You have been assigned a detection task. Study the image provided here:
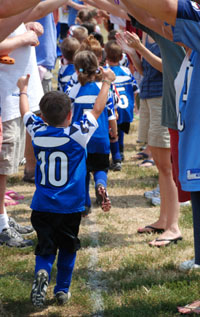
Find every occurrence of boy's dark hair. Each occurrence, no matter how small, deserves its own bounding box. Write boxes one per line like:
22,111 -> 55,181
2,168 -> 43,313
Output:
77,9 -> 93,23
72,26 -> 88,43
81,22 -> 95,35
105,40 -> 122,63
74,50 -> 102,86
60,37 -> 80,62
91,32 -> 104,47
40,91 -> 71,126
108,30 -> 117,41
78,35 -> 102,60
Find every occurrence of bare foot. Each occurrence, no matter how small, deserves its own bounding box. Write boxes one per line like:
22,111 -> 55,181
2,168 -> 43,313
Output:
177,300 -> 200,314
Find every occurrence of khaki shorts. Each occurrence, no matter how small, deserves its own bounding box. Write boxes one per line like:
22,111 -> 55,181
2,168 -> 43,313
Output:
138,97 -> 170,148
0,117 -> 25,175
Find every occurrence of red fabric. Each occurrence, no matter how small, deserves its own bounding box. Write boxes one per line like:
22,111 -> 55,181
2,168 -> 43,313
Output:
169,128 -> 191,202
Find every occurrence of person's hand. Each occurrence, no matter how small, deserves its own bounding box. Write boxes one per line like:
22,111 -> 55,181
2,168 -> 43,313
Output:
115,31 -> 134,55
25,22 -> 44,37
100,66 -> 116,83
124,31 -> 142,50
23,30 -> 39,47
17,74 -> 30,93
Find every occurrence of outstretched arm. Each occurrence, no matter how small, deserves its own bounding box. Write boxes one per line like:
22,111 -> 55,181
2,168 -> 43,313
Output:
84,0 -> 129,20
91,67 -> 116,120
17,74 -> 30,118
0,0 -> 40,18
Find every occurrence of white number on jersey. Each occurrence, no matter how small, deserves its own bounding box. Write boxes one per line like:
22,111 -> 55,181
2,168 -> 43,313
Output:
117,87 -> 129,109
38,151 -> 68,187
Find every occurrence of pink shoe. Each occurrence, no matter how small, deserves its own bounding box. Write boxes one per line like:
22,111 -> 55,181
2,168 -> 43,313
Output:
5,190 -> 24,201
4,194 -> 19,206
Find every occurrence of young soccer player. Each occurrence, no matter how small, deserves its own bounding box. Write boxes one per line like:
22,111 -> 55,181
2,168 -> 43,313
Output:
58,37 -> 80,92
17,66 -> 115,307
69,50 -> 117,214
105,40 -> 139,165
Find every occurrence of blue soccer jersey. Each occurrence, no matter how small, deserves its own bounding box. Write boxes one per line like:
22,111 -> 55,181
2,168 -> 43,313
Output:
24,111 -> 98,213
58,63 -> 76,93
110,65 -> 138,125
69,81 -> 115,154
172,0 -> 200,191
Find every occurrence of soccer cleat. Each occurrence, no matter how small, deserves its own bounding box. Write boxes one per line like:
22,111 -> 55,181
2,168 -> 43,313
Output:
55,291 -> 71,305
31,269 -> 49,307
95,184 -> 111,212
8,217 -> 34,236
110,161 -> 122,172
0,227 -> 33,248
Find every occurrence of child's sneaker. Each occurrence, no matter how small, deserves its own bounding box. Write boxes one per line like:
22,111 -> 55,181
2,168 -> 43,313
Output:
95,184 -> 111,212
144,185 -> 160,200
31,269 -> 49,307
0,227 -> 33,248
55,291 -> 71,305
110,161 -> 122,172
8,217 -> 34,236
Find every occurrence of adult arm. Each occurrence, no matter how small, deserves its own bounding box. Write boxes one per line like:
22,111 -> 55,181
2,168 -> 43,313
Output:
84,0 -> 129,20
67,0 -> 87,11
125,32 -> 162,72
24,0 -> 70,23
0,0 -> 40,18
0,31 -> 39,55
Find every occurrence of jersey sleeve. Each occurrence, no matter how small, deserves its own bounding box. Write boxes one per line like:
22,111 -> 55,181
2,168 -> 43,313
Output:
23,112 -> 45,139
68,111 -> 98,148
173,0 -> 200,52
106,91 -> 116,121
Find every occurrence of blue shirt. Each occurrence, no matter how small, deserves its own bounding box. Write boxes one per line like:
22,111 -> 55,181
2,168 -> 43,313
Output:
68,0 -> 84,26
140,37 -> 163,99
24,111 -> 98,213
173,0 -> 200,191
69,81 -> 115,154
58,63 -> 76,92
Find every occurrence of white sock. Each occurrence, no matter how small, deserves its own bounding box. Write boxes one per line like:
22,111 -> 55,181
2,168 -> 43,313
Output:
0,213 -> 9,232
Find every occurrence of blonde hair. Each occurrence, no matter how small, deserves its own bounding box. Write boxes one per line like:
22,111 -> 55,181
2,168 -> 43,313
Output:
78,35 -> 102,60
72,26 -> 88,43
74,50 -> 102,86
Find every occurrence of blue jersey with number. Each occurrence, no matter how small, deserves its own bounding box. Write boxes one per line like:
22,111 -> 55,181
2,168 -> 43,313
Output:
173,0 -> 200,191
110,65 -> 138,124
69,81 -> 115,154
58,63 -> 75,93
24,111 -> 98,213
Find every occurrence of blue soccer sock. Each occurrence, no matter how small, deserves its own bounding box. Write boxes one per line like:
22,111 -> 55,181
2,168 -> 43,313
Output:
54,249 -> 76,294
94,170 -> 107,188
35,254 -> 56,281
110,141 -> 121,162
85,172 -> 91,207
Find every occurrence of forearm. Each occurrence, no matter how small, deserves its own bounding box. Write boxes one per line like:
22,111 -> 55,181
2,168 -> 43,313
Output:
136,44 -> 162,72
128,49 -> 143,75
120,0 -> 177,26
19,93 -> 30,118
0,0 -> 40,18
24,0 -> 69,23
84,0 -> 129,20
67,0 -> 86,11
0,34 -> 30,55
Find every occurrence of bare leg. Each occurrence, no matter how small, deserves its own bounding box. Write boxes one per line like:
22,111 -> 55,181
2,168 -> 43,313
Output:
0,174 -> 7,214
148,147 -> 181,246
24,131 -> 35,177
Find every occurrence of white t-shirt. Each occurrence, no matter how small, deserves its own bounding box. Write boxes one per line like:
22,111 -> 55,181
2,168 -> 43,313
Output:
0,24 -> 43,122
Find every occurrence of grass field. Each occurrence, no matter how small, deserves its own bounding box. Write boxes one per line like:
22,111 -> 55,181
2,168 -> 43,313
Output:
0,118 -> 197,317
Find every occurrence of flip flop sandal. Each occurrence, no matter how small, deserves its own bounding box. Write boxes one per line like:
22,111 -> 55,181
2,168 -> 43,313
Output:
137,225 -> 164,234
132,152 -> 149,160
5,190 -> 24,201
139,159 -> 155,167
178,301 -> 200,314
149,236 -> 183,248
4,194 -> 19,206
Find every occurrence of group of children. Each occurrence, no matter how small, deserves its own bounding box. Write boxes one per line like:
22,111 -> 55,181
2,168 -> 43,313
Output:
17,20 -> 139,308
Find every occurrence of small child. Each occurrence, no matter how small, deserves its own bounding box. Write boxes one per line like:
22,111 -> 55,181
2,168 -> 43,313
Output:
17,67 -> 115,307
105,40 -> 139,164
69,50 -> 117,214
58,37 -> 80,93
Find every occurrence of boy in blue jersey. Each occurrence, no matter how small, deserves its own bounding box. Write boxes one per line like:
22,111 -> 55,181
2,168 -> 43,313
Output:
58,37 -> 80,92
105,40 -> 138,168
17,67 -> 115,307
